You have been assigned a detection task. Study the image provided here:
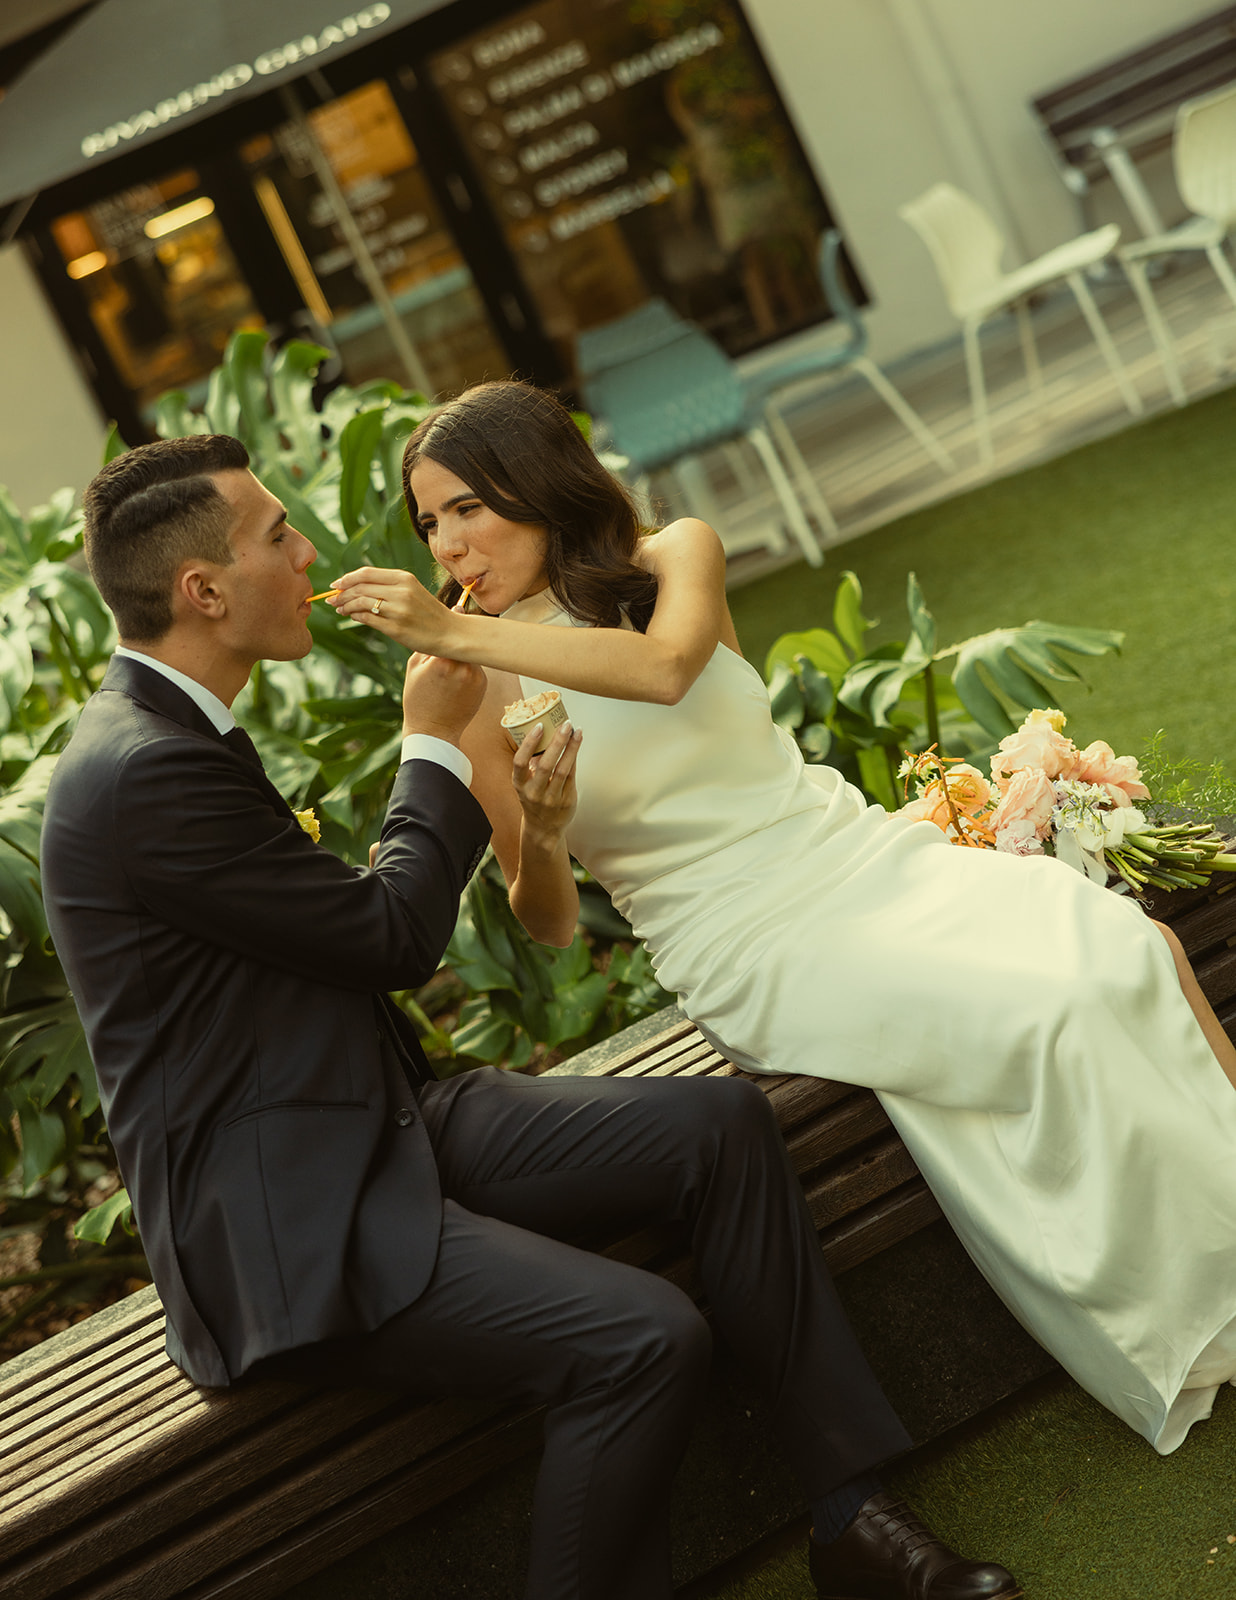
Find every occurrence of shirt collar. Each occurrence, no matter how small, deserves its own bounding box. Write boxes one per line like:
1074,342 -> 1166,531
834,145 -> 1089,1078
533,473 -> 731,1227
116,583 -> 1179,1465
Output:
113,646 -> 235,735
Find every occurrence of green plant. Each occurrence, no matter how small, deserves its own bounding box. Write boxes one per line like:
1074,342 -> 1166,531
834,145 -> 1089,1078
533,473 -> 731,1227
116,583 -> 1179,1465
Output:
1137,730 -> 1236,824
432,857 -> 671,1071
764,571 -> 1124,809
0,330 -> 671,1287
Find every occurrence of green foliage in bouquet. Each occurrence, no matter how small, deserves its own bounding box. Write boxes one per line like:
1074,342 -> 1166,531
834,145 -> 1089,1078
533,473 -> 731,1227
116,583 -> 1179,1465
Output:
1137,730 -> 1236,824
763,570 -> 1124,809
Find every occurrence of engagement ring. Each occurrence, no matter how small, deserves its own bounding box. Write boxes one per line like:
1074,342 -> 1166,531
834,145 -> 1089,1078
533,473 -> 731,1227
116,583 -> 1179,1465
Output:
372,600 -> 383,616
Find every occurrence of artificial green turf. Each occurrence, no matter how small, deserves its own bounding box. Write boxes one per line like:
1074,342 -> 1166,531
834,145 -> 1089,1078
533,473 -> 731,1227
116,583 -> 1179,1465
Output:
707,1375 -> 1236,1600
727,386 -> 1236,778
712,398 -> 1236,1599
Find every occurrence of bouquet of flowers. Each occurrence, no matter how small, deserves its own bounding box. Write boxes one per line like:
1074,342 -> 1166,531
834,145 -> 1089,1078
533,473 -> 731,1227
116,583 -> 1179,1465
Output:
897,709 -> 1236,893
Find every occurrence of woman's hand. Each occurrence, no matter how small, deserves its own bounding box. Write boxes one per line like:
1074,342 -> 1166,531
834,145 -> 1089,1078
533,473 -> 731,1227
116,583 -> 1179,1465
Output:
330,566 -> 458,655
511,719 -> 583,851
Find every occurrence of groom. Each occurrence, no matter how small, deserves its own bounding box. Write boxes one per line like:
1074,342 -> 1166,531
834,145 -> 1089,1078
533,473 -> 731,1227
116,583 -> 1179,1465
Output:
42,434 -> 1018,1600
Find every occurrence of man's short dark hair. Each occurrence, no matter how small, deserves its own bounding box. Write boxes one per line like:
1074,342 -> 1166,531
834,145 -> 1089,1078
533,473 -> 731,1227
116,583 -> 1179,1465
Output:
83,435 -> 251,642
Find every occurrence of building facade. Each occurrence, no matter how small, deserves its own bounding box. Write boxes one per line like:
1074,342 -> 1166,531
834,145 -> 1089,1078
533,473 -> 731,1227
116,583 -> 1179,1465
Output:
0,0 -> 1220,509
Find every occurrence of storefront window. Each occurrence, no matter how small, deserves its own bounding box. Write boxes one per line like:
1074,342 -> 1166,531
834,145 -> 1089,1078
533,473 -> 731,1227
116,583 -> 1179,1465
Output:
241,80 -> 508,396
51,172 -> 263,413
428,0 -> 831,373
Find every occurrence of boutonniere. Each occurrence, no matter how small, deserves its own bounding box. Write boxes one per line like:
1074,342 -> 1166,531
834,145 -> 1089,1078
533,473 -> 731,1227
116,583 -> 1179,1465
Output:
294,807 -> 321,843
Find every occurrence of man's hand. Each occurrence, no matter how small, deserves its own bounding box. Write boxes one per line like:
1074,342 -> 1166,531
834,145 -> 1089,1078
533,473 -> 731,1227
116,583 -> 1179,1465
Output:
402,653 -> 486,745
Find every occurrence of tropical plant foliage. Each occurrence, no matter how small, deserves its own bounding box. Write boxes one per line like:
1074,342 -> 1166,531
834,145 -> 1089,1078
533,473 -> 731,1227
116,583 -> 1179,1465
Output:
764,571 -> 1124,809
0,331 -> 671,1303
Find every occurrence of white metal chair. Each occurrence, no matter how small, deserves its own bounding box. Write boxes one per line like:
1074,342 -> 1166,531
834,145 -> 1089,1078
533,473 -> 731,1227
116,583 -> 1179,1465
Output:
899,183 -> 1141,467
1118,82 -> 1236,407
741,230 -> 955,540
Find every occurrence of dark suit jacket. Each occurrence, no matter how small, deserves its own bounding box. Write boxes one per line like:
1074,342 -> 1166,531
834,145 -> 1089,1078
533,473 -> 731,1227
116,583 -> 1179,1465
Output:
41,656 -> 490,1386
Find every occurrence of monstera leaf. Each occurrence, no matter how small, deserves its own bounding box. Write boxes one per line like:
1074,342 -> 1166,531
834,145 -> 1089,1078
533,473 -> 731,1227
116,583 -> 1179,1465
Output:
947,620 -> 1124,739
764,570 -> 1124,805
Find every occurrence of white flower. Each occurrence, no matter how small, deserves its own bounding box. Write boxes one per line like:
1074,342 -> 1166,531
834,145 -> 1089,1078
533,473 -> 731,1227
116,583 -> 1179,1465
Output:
1052,779 -> 1112,854
1099,806 -> 1146,850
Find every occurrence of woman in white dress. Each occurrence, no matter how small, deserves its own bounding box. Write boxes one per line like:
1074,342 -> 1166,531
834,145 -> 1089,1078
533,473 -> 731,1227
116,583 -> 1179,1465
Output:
330,380 -> 1236,1457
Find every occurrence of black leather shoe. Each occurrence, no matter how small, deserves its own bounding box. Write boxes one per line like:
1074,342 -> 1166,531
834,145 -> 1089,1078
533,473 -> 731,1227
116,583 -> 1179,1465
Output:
809,1492 -> 1022,1599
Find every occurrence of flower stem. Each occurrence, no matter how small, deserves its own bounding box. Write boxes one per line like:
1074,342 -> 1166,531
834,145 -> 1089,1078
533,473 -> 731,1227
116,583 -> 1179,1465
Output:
922,664 -> 940,752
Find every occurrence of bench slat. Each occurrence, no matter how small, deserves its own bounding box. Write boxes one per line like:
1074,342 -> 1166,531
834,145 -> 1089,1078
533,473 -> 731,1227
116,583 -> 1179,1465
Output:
1158,891 -> 1236,958
805,1136 -> 922,1230
0,1291 -> 165,1405
784,1093 -> 892,1174
1196,945 -> 1236,1011
1,1342 -> 176,1467
820,1181 -> 943,1276
99,1407 -> 549,1600
4,1392 -> 513,1600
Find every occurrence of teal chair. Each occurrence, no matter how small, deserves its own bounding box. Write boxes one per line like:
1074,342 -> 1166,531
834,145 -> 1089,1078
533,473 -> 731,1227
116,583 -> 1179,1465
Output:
575,299 -> 689,379
743,230 -> 955,537
581,320 -> 825,566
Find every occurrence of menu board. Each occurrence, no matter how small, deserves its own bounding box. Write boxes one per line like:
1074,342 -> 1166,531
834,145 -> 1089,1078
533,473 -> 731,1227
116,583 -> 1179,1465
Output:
427,0 -> 829,361
431,2 -> 724,248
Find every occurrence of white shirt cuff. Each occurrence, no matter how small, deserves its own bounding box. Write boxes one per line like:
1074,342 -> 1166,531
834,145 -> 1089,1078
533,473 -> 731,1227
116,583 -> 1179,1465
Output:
400,733 -> 473,788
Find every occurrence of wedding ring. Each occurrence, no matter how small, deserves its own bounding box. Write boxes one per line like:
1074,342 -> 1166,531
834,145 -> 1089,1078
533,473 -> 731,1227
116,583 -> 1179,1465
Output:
372,599 -> 383,616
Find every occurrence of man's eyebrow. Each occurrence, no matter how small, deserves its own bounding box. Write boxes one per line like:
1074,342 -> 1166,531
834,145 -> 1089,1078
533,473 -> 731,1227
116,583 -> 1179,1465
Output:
266,507 -> 289,535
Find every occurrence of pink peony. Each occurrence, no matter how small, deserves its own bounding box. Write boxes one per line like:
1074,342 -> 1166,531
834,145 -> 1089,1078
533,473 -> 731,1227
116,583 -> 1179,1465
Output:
990,714 -> 1079,788
994,818 -> 1045,856
990,765 -> 1056,845
1072,741 -> 1150,808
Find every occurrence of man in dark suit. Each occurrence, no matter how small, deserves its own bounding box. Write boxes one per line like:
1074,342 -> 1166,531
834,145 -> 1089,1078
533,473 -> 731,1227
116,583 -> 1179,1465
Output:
41,435 -> 1018,1600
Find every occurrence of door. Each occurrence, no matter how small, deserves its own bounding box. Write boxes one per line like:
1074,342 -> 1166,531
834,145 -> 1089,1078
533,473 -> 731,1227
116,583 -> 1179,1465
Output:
240,79 -> 510,398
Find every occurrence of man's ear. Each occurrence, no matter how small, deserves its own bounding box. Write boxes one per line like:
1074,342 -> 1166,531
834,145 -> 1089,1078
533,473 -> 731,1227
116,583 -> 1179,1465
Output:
175,563 -> 227,621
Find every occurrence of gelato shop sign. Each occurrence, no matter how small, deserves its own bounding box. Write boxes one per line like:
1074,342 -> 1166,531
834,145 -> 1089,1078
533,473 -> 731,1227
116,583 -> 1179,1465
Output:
80,5 -> 392,159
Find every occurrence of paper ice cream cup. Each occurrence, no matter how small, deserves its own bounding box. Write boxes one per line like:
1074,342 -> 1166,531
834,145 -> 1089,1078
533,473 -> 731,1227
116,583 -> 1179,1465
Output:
501,690 -> 569,753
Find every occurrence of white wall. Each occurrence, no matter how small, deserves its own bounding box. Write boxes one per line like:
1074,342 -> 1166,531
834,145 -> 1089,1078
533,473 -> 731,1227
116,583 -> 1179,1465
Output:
0,246 -> 105,512
0,0 -> 1227,444
745,0 -> 1224,363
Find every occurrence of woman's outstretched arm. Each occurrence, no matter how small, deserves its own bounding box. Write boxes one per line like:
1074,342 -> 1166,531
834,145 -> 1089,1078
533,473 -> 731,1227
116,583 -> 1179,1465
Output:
330,518 -> 740,705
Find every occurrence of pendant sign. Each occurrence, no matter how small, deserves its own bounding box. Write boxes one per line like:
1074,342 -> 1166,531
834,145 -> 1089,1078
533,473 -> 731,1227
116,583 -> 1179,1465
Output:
80,6 -> 395,160
0,0 -> 447,210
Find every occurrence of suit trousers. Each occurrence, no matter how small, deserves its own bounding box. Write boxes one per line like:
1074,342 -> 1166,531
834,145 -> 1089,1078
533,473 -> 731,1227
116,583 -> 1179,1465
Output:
255,1067 -> 909,1600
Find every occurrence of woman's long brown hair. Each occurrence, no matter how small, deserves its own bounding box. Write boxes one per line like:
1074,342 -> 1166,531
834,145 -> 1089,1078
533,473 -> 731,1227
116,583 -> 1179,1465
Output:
402,380 -> 658,632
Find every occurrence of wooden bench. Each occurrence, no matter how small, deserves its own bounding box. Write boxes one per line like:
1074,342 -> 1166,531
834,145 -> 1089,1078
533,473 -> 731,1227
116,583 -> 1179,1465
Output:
1032,6 -> 1236,236
3,875 -> 1234,1600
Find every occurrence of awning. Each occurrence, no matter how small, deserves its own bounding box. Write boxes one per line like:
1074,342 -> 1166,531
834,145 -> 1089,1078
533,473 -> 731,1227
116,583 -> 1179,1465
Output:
0,0 -> 446,214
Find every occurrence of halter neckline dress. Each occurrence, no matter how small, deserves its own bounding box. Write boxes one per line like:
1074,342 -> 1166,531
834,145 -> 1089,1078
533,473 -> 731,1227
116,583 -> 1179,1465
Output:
503,588 -> 1236,1453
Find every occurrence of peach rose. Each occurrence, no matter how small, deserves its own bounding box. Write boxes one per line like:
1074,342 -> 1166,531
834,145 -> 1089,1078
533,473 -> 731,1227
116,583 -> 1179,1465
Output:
901,791 -> 956,830
991,716 -> 1079,787
939,763 -> 996,818
990,765 -> 1056,848
901,765 -> 995,835
1072,741 -> 1150,808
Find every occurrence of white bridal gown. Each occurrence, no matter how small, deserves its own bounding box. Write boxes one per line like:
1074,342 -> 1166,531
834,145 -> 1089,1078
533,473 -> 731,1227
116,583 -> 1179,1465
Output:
503,592 -> 1236,1454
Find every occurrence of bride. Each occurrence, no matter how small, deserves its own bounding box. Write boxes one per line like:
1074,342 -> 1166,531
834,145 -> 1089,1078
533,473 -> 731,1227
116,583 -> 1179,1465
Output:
329,379 -> 1236,1456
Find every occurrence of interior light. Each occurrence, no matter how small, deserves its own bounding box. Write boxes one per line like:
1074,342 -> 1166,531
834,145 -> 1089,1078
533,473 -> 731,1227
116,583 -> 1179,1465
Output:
143,197 -> 216,239
66,251 -> 108,279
